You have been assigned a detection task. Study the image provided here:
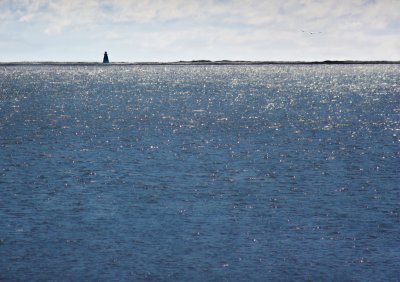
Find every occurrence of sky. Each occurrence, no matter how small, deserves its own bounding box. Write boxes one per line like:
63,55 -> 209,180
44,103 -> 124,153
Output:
0,0 -> 399,62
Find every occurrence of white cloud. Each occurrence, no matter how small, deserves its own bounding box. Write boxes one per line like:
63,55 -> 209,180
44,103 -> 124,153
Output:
0,0 -> 399,60
2,0 -> 397,30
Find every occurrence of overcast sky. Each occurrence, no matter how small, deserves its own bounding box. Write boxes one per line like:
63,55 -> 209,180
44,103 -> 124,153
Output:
1,0 -> 399,62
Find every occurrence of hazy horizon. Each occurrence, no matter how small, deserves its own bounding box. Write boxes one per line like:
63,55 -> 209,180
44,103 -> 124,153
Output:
1,59 -> 400,64
1,0 -> 399,62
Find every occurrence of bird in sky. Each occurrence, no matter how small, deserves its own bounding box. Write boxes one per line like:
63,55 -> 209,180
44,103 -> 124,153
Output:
301,29 -> 323,35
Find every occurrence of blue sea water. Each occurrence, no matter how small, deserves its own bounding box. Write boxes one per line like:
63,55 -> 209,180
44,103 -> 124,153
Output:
0,64 -> 399,281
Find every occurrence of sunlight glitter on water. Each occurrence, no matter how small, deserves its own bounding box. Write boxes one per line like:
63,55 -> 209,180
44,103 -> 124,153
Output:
0,64 -> 399,281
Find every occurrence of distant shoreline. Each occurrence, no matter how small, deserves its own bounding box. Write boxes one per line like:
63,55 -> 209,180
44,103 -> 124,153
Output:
1,60 -> 399,66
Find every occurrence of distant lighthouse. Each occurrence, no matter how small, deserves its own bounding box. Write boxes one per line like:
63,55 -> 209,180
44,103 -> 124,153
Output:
103,51 -> 109,63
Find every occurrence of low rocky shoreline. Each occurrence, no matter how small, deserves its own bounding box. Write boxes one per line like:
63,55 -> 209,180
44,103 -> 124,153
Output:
1,60 -> 399,66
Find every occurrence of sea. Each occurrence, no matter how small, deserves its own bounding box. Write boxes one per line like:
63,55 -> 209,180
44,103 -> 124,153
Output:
0,64 -> 399,281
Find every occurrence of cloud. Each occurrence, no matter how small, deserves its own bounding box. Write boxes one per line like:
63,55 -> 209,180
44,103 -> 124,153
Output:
2,0 -> 397,31
0,1 -> 395,27
0,0 -> 399,60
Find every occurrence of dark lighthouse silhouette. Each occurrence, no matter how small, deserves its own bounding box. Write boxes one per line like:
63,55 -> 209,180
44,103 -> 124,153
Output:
103,51 -> 109,63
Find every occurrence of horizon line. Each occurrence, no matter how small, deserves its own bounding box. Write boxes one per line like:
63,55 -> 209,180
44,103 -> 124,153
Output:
1,60 -> 400,66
